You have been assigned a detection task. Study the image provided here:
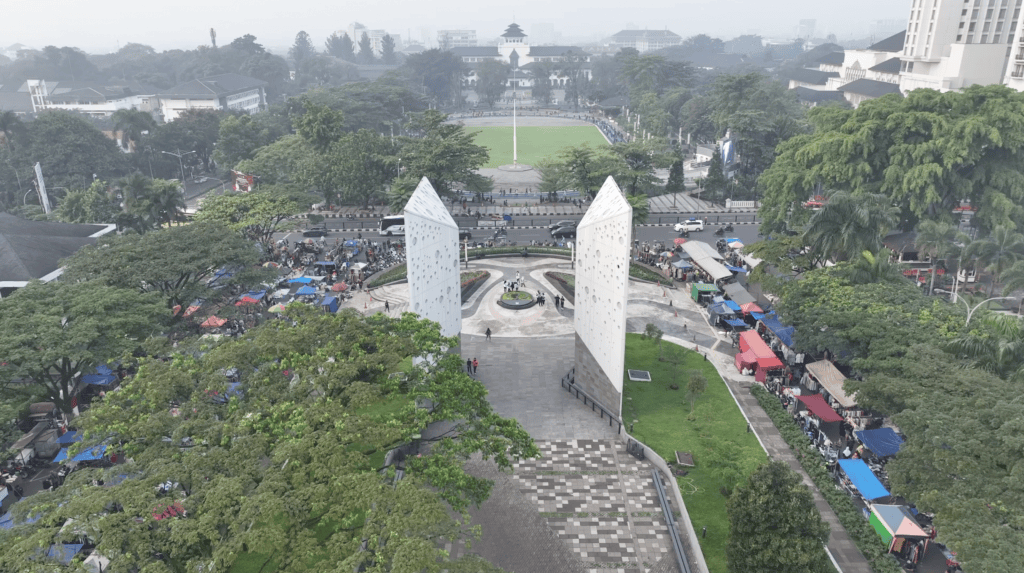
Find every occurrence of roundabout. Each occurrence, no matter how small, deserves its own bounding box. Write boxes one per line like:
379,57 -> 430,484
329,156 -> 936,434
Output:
497,290 -> 537,310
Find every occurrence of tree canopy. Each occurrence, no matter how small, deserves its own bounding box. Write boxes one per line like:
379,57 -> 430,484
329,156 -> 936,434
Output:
193,189 -> 309,247
0,308 -> 535,572
758,85 -> 1024,235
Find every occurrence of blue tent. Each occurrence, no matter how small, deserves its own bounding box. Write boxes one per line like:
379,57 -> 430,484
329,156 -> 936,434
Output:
838,459 -> 891,500
320,296 -> 338,313
71,445 -> 107,462
239,290 -> 266,301
52,448 -> 68,463
0,508 -> 41,529
723,300 -> 742,313
760,316 -> 795,348
725,265 -> 747,273
295,286 -> 316,296
46,544 -> 84,564
750,310 -> 775,322
856,428 -> 904,457
82,364 -> 117,386
725,238 -> 741,243
288,277 -> 313,284
724,318 -> 747,328
343,240 -> 359,247
672,260 -> 693,270
56,430 -> 81,445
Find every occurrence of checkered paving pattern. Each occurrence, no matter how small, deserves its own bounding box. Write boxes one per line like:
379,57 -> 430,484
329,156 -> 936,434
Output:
513,439 -> 675,572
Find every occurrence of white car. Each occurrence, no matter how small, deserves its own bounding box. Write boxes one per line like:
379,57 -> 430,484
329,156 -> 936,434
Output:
674,219 -> 705,232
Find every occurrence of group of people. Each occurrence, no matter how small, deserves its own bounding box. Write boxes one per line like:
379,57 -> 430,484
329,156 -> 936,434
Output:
504,271 -> 526,292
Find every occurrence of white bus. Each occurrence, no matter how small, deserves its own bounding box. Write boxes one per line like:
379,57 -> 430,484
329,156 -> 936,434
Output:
379,216 -> 405,236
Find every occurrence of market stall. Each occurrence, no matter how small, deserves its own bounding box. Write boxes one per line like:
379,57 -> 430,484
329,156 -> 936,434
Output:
738,330 -> 785,382
804,360 -> 858,416
869,504 -> 930,564
855,428 -> 905,459
837,458 -> 891,502
690,283 -> 719,305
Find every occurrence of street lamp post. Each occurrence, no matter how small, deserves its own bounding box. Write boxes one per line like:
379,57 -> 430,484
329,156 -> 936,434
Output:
935,292 -> 1016,326
160,150 -> 196,184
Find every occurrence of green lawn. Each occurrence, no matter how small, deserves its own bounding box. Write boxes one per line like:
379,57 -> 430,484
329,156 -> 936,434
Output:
622,333 -> 767,573
468,125 -> 608,168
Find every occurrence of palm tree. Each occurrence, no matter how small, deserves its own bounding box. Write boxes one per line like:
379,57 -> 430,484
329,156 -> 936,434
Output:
117,173 -> 154,227
947,314 -> 1024,382
965,226 -> 1024,296
840,249 -> 911,285
111,109 -> 157,152
999,261 -> 1024,299
147,179 -> 187,227
803,191 -> 898,264
914,220 -> 957,296
627,193 -> 649,246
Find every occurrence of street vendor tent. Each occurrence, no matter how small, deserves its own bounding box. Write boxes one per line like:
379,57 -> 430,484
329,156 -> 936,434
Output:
320,296 -> 338,313
856,428 -> 904,458
805,360 -> 856,409
797,394 -> 843,422
725,265 -> 746,273
0,505 -> 41,529
295,286 -> 316,296
723,300 -> 741,313
671,260 -> 693,270
56,430 -> 81,445
722,282 -> 756,305
738,330 -> 784,381
838,459 -> 891,500
236,290 -> 267,305
723,318 -> 747,329
739,302 -> 763,315
288,277 -> 313,284
200,316 -> 227,328
55,444 -> 106,463
869,504 -> 928,546
691,283 -> 719,303
46,543 -> 85,564
82,364 -> 117,386
759,315 -> 795,349
708,302 -> 735,325
681,241 -> 732,282
343,239 -> 359,247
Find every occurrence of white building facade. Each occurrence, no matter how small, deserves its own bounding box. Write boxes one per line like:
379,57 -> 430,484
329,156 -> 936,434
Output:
25,79 -> 158,117
157,73 -> 267,122
451,23 -> 591,91
438,30 -> 477,48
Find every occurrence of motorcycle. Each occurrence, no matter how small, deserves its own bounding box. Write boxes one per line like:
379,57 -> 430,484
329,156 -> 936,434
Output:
679,229 -> 690,238
714,228 -> 725,236
722,224 -> 734,232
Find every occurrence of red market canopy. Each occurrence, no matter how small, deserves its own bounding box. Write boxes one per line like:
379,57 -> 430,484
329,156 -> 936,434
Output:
740,302 -> 763,314
331,282 -> 349,292
673,238 -> 688,245
200,316 -> 227,328
797,394 -> 843,423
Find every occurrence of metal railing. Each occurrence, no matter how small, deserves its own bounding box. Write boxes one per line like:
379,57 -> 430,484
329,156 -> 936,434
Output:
559,367 -> 622,434
653,468 -> 692,573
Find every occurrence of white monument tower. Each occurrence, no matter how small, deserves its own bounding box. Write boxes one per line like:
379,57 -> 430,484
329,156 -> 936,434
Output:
573,177 -> 632,417
403,177 -> 462,337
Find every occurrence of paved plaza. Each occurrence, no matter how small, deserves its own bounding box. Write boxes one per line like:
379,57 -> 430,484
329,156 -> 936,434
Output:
357,256 -> 872,573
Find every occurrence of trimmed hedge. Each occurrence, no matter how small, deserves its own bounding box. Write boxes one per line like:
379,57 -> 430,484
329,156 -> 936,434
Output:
366,264 -> 408,289
629,264 -> 667,283
750,385 -> 902,573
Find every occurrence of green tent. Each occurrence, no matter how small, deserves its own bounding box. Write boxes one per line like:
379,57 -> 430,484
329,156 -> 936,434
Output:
691,283 -> 719,303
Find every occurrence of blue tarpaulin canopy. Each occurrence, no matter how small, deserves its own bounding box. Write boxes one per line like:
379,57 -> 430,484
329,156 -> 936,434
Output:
238,290 -> 266,301
750,310 -> 775,322
760,316 -> 795,348
838,459 -> 891,500
343,240 -> 359,247
672,260 -> 693,269
295,286 -> 316,296
288,277 -> 313,284
708,302 -> 735,316
56,431 -> 81,445
856,428 -> 904,457
725,238 -> 741,243
725,265 -> 747,273
46,544 -> 84,564
0,504 -> 41,529
58,445 -> 107,463
723,300 -> 742,312
52,448 -> 68,463
724,318 -> 747,328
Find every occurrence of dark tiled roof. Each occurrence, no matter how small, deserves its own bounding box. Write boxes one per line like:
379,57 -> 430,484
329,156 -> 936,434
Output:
451,46 -> 500,57
867,31 -> 906,53
793,86 -> 846,104
816,51 -> 845,66
527,46 -> 585,57
785,68 -> 839,85
838,78 -> 902,97
0,213 -> 109,282
869,57 -> 902,74
612,30 -> 681,40
502,23 -> 526,38
158,73 -> 267,98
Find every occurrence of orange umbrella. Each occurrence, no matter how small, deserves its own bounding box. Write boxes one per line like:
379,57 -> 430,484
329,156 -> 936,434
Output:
331,282 -> 348,292
673,238 -> 688,245
200,316 -> 227,328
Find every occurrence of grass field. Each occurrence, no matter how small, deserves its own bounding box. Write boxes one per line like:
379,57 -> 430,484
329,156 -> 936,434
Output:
622,333 -> 767,573
468,125 -> 608,168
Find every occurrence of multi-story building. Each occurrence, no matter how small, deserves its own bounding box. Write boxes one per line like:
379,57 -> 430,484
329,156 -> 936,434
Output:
1003,9 -> 1024,88
900,0 -> 1022,92
23,79 -> 158,117
786,31 -> 904,108
607,29 -> 683,53
449,23 -> 591,91
437,30 -> 477,49
158,73 -> 267,122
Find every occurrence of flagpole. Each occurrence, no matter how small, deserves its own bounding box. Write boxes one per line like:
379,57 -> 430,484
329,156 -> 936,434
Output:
512,67 -> 518,167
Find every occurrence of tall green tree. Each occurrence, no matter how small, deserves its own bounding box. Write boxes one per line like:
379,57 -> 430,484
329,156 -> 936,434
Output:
325,32 -> 354,61
527,62 -> 553,105
289,30 -> 316,67
295,103 -> 345,153
393,110 -> 488,200
111,108 -> 157,152
150,108 -> 223,172
0,280 -> 165,413
914,219 -> 959,295
619,54 -> 692,97
703,147 -> 727,202
213,113 -> 273,169
194,188 -> 308,247
61,221 -> 265,318
665,153 -> 686,195
726,461 -> 832,573
475,59 -> 509,108
559,50 -> 588,110
611,140 -> 665,196
965,225 -> 1024,296
55,180 -> 120,224
306,129 -> 397,208
381,34 -> 397,65
358,32 -> 375,64
403,49 -> 465,106
234,134 -> 313,186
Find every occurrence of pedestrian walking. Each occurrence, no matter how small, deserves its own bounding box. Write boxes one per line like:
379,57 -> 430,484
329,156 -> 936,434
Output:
472,358 -> 478,374
466,358 -> 473,374
384,300 -> 390,313
554,295 -> 560,308
485,327 -> 492,341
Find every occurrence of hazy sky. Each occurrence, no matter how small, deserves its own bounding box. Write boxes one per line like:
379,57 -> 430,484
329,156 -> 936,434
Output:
2,0 -> 911,54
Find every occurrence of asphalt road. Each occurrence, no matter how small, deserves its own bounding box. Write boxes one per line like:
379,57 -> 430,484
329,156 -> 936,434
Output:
274,219 -> 762,250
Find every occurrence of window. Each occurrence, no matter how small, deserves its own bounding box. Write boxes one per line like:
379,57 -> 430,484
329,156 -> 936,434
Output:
987,8 -> 994,18
1000,8 -> 1007,18
970,22 -> 977,31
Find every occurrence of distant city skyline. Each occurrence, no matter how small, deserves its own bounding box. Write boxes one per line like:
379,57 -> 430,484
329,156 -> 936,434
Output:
1,0 -> 911,55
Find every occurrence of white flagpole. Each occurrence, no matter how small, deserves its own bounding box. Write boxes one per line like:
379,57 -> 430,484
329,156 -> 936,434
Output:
513,72 -> 518,167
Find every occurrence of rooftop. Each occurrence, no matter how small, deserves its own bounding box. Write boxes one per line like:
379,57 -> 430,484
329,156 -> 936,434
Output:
527,46 -> 585,57
816,51 -> 845,66
451,46 -> 500,57
611,29 -> 681,39
869,57 -> 902,74
867,30 -> 906,53
838,78 -> 903,97
0,213 -> 114,284
793,86 -> 847,104
502,23 -> 527,38
158,73 -> 267,99
785,68 -> 839,85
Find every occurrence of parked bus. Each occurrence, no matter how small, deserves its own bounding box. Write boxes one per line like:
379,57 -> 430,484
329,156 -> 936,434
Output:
379,216 -> 405,236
